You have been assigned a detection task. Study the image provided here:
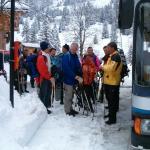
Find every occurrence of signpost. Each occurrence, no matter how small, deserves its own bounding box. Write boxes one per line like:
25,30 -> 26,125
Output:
10,0 -> 15,108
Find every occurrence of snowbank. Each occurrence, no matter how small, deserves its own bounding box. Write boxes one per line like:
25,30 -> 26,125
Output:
9,92 -> 47,146
0,75 -> 47,148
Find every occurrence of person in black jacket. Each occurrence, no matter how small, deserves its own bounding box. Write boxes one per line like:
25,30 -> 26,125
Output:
99,46 -> 110,103
19,49 -> 29,94
54,44 -> 70,105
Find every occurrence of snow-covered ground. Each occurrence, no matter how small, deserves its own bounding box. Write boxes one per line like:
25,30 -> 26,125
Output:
0,64 -> 47,150
0,63 -> 132,150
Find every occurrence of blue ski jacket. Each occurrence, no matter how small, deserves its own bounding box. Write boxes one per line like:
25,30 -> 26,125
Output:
62,51 -> 82,85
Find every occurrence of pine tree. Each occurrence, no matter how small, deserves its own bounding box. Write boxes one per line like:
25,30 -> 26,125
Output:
84,1 -> 96,27
50,24 -> 61,51
102,22 -> 109,39
59,7 -> 70,32
93,34 -> 98,44
127,45 -> 133,64
38,20 -> 51,43
22,20 -> 30,42
70,2 -> 96,56
33,18 -> 40,32
29,23 -> 37,43
111,23 -> 118,42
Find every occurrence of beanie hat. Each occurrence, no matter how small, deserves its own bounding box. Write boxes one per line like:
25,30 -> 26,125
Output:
40,41 -> 50,51
63,44 -> 69,51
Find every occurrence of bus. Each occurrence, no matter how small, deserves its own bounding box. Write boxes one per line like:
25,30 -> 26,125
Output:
119,0 -> 150,149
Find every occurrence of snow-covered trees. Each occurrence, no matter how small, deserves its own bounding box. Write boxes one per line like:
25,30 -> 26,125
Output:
22,20 -> 30,42
111,23 -> 118,42
102,22 -> 109,39
19,0 -> 133,52
59,7 -> 70,32
38,22 -> 60,51
110,0 -> 118,42
38,19 -> 51,43
127,45 -> 133,64
29,24 -> 37,43
93,34 -> 98,44
70,1 -> 96,56
50,24 -> 61,51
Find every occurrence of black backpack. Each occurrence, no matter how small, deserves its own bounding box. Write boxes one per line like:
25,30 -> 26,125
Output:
118,48 -> 130,82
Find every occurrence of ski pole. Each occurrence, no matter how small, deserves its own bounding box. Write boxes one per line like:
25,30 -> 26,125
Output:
83,86 -> 94,117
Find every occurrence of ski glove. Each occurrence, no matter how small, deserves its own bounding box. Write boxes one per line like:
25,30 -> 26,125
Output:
75,76 -> 83,84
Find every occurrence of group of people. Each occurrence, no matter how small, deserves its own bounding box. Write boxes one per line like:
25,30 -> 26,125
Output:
12,40 -> 124,125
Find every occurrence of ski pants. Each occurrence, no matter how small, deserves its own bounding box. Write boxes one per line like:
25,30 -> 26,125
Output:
99,84 -> 104,102
14,70 -> 19,91
104,84 -> 120,121
21,73 -> 27,92
30,77 -> 35,87
39,79 -> 52,108
63,83 -> 74,114
55,81 -> 64,104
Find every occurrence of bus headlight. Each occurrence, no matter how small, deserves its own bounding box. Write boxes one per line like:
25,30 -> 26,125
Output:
141,119 -> 150,135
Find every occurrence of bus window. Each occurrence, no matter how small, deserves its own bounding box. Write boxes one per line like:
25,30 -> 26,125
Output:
135,3 -> 150,86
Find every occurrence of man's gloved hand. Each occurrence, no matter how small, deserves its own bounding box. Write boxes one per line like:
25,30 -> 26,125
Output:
75,76 -> 83,84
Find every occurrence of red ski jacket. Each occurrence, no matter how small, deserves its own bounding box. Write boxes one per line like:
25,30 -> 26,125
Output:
36,54 -> 51,84
14,41 -> 21,71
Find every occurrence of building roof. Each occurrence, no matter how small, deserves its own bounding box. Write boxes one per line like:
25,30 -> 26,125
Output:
3,1 -> 29,11
22,43 -> 40,48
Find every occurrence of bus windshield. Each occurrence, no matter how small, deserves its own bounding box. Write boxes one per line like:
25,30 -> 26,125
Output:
135,2 -> 150,86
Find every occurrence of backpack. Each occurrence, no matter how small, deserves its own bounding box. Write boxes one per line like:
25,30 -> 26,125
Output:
118,48 -> 130,82
82,55 -> 97,85
26,54 -> 39,78
50,55 -> 64,81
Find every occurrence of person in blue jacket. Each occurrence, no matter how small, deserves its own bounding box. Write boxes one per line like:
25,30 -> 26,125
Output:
62,42 -> 83,116
55,44 -> 70,105
26,48 -> 39,88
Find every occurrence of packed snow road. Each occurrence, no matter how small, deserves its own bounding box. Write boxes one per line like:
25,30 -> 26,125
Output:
28,101 -> 104,150
0,64 -> 132,150
27,87 -> 131,150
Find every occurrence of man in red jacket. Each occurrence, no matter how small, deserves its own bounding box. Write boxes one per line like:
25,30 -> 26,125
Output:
37,41 -> 55,114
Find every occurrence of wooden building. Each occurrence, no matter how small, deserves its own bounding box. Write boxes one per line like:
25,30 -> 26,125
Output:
0,2 -> 28,50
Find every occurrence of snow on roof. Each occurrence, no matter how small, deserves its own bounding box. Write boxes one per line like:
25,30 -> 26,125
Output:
22,43 -> 40,48
4,2 -> 29,11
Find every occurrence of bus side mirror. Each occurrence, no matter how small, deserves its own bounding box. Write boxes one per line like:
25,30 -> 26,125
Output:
118,0 -> 134,29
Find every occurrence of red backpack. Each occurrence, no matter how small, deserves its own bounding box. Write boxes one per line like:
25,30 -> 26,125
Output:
82,55 -> 96,85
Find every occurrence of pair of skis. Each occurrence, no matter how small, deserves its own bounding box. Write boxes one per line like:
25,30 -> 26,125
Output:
74,84 -> 97,119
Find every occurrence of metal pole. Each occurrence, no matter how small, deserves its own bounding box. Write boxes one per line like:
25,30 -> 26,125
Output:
10,0 -> 15,108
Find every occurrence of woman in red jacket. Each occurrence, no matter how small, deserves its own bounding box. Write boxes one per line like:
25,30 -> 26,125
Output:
37,41 -> 55,114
